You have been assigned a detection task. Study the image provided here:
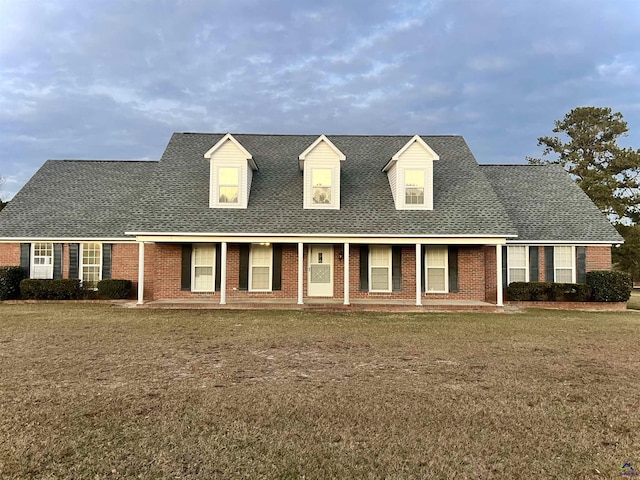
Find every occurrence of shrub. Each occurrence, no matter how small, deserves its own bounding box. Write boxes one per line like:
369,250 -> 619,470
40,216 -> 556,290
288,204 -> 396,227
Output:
97,279 -> 132,299
0,266 -> 25,300
20,279 -> 82,300
586,271 -> 632,302
506,282 -> 591,302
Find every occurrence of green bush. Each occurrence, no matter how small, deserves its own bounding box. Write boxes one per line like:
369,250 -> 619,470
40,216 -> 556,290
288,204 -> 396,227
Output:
97,279 -> 132,299
506,282 -> 591,302
20,279 -> 82,300
586,271 -> 632,302
0,266 -> 25,300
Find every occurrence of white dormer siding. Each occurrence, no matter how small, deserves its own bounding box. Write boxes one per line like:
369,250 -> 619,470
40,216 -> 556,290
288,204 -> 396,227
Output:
383,135 -> 439,210
204,134 -> 257,209
299,135 -> 346,210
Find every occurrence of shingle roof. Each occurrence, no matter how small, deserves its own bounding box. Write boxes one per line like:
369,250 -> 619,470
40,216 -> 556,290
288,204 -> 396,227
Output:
0,160 -> 157,238
129,133 -> 517,237
480,164 -> 623,242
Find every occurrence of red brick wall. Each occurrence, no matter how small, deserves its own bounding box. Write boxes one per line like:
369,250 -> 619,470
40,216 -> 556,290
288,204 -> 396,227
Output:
0,243 -> 20,265
484,246 -> 497,303
586,246 -> 612,271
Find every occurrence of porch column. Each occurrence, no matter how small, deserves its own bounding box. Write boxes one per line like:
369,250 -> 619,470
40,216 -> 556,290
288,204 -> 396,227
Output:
343,242 -> 350,305
415,243 -> 422,306
496,244 -> 504,306
137,241 -> 145,305
220,242 -> 227,305
297,242 -> 304,305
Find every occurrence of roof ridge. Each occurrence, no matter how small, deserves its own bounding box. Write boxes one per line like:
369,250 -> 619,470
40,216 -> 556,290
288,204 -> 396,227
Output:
50,159 -> 159,163
178,132 -> 463,138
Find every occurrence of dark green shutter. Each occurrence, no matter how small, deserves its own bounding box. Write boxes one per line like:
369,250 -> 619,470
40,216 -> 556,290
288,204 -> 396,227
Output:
529,246 -> 539,282
272,245 -> 282,291
421,246 -> 426,292
181,244 -> 192,291
545,246 -> 555,282
448,246 -> 459,292
239,244 -> 249,291
68,243 -> 79,279
20,243 -> 30,278
53,243 -> 63,279
102,244 -> 112,280
502,246 -> 508,288
576,246 -> 586,283
359,245 -> 369,291
392,246 -> 402,291
214,244 -> 222,290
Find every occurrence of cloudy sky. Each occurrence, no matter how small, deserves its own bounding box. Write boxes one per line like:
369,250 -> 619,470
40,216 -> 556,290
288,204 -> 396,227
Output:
1,0 -> 639,199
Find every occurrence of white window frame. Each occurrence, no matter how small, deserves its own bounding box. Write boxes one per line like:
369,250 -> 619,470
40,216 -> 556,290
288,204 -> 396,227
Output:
217,166 -> 240,205
369,246 -> 392,293
554,246 -> 576,283
507,246 -> 529,284
31,242 -> 54,279
80,243 -> 103,289
425,246 -> 448,293
249,244 -> 272,292
404,169 -> 426,206
311,168 -> 333,206
191,244 -> 216,292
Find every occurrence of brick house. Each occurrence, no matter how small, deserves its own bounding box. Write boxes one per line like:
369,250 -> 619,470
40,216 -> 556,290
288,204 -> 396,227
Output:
0,133 -> 622,306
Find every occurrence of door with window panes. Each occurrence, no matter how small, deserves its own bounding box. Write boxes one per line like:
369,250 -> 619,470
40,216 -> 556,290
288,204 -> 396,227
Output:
308,245 -> 333,296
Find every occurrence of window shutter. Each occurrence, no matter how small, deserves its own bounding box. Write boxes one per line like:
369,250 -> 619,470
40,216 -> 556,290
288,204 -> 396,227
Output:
214,243 -> 222,290
20,243 -> 30,278
102,244 -> 112,280
502,246 -> 508,289
359,245 -> 369,291
392,246 -> 402,291
181,244 -> 192,291
576,246 -> 586,283
421,245 -> 426,293
529,246 -> 539,282
544,246 -> 554,282
53,243 -> 63,279
272,244 -> 282,291
448,246 -> 459,292
68,243 -> 79,279
239,244 -> 249,291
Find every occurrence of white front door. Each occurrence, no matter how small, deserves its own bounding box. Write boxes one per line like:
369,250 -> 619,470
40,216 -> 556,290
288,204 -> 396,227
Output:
308,245 -> 333,297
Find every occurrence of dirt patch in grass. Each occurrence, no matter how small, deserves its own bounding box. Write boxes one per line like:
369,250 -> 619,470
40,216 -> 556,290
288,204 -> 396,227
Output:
1,305 -> 639,478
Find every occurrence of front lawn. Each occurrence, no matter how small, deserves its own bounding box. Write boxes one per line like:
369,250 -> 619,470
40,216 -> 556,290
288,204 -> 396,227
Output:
0,305 -> 639,479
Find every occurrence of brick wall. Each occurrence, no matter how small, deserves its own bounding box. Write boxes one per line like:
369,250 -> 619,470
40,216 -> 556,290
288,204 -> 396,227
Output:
484,246 -> 497,303
0,243 -> 20,265
586,246 -> 612,272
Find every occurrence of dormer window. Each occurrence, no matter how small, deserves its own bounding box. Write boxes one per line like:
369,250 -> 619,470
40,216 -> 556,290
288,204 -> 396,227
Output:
218,167 -> 239,204
405,169 -> 425,205
299,135 -> 346,210
312,168 -> 332,205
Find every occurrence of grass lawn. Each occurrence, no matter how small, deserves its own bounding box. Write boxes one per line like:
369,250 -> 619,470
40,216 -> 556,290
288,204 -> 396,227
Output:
627,290 -> 640,310
0,305 -> 639,479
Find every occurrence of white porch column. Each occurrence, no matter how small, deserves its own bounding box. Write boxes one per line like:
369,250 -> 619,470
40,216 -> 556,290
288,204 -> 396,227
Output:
220,242 -> 227,305
297,242 -> 304,305
343,242 -> 350,305
415,243 -> 422,306
496,244 -> 504,306
137,241 -> 145,305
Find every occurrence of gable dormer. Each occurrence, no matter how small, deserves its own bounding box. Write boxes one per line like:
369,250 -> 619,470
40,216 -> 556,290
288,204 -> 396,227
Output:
382,135 -> 439,210
299,135 -> 345,210
204,133 -> 258,209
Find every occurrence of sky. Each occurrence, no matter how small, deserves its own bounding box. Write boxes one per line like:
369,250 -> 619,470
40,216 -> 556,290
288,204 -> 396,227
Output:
1,0 -> 639,200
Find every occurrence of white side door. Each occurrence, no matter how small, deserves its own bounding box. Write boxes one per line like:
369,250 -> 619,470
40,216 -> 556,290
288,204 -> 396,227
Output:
308,245 -> 333,297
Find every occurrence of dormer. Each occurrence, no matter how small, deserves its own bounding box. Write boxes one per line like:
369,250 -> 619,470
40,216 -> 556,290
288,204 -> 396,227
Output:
204,133 -> 258,209
382,135 -> 439,210
299,135 -> 346,210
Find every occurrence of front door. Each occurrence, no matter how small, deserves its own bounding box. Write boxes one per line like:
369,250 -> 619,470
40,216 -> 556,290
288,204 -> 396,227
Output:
308,245 -> 333,297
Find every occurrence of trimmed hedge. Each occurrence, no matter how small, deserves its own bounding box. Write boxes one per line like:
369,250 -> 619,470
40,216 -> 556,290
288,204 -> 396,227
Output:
97,279 -> 132,299
0,266 -> 25,300
20,279 -> 82,300
507,282 -> 591,302
586,271 -> 632,302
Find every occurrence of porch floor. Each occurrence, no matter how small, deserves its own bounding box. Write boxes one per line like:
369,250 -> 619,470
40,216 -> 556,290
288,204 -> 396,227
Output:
138,298 -> 502,312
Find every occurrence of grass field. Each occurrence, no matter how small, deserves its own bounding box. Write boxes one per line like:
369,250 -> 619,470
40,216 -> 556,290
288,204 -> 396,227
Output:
0,304 -> 639,479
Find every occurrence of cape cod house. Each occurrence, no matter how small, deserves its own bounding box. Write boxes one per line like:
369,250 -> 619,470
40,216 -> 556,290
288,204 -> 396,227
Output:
0,133 -> 622,307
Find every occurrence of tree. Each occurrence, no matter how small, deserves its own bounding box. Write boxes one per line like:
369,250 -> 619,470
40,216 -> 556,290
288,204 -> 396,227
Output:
613,224 -> 640,282
527,107 -> 640,224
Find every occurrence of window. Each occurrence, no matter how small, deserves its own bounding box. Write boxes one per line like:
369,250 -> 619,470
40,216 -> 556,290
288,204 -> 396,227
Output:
554,246 -> 575,283
80,243 -> 102,289
31,242 -> 53,279
508,246 -> 528,283
250,244 -> 272,291
218,167 -> 239,204
192,244 -> 216,292
425,246 -> 448,292
312,169 -> 332,205
369,246 -> 391,292
405,169 -> 425,205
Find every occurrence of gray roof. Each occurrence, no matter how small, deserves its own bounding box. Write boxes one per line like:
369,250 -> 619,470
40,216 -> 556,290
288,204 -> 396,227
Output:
129,133 -> 516,236
0,160 -> 157,238
481,164 -> 623,242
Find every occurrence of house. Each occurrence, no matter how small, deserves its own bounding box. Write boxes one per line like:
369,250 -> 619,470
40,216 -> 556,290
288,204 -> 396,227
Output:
0,133 -> 623,307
